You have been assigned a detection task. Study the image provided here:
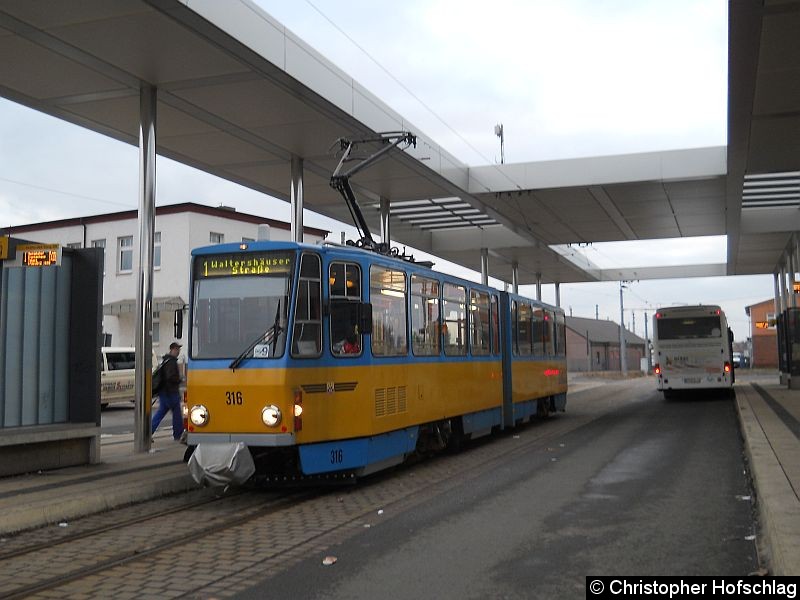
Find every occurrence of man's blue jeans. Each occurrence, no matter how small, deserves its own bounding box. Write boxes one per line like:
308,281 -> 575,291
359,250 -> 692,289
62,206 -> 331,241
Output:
151,390 -> 183,440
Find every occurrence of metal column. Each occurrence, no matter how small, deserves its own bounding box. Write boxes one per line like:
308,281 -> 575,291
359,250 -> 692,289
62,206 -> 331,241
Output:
290,155 -> 304,243
511,262 -> 519,294
380,197 -> 390,247
780,266 -> 788,314
134,85 -> 156,453
480,248 -> 489,286
619,282 -> 628,376
535,274 -> 542,301
554,282 -> 561,307
795,236 -> 800,302
644,312 -> 650,373
791,252 -> 797,308
774,272 -> 780,318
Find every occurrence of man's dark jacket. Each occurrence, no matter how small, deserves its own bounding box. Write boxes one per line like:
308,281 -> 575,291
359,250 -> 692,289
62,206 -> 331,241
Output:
160,354 -> 180,394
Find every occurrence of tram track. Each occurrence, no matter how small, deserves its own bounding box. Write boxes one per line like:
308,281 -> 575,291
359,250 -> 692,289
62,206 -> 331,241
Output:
0,381 -> 644,599
0,489 -> 252,562
0,488 -> 323,600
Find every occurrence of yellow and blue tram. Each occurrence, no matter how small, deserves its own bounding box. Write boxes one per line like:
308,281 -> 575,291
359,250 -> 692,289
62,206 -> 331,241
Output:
185,240 -> 567,481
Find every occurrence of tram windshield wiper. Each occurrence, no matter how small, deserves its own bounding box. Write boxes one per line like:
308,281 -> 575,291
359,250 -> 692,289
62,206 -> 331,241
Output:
228,301 -> 283,371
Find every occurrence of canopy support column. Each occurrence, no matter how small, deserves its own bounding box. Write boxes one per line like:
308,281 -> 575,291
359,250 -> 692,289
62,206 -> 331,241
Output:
134,84 -> 156,454
511,262 -> 519,294
291,155 -> 304,243
380,197 -> 390,247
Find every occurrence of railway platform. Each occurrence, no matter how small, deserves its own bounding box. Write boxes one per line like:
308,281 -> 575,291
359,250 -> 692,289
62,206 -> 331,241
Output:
734,375 -> 800,575
0,373 -> 798,576
0,431 -> 195,536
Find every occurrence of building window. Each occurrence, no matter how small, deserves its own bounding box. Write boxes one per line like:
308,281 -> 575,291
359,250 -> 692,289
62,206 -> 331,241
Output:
118,236 -> 133,273
91,239 -> 106,274
66,242 -> 82,249
210,232 -> 224,244
152,311 -> 160,345
154,232 -> 161,269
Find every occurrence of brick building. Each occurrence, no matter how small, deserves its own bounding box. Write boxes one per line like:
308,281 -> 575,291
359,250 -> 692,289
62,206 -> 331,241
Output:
745,299 -> 778,368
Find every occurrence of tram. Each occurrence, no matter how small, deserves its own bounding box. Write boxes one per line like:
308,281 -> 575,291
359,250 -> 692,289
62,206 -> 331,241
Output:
184,240 -> 567,482
652,305 -> 734,398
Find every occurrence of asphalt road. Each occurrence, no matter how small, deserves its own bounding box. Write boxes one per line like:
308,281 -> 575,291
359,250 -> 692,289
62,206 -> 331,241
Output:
100,403 -> 135,435
233,379 -> 758,599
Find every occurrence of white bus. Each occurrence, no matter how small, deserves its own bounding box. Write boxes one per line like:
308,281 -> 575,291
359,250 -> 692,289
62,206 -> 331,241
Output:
652,305 -> 734,397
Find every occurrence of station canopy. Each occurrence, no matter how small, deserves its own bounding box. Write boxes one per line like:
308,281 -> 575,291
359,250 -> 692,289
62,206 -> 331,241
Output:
0,0 -> 797,284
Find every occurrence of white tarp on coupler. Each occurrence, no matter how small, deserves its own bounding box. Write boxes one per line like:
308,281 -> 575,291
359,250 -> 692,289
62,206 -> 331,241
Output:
188,442 -> 256,487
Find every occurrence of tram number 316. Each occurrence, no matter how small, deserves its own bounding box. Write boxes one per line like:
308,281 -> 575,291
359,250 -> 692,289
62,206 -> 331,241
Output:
330,448 -> 344,464
225,391 -> 243,405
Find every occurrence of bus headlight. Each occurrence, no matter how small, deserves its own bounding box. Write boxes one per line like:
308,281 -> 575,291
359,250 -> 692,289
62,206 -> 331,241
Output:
262,405 -> 282,427
189,404 -> 209,427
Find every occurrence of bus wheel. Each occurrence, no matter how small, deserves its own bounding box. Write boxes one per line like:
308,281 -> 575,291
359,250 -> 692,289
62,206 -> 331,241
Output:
663,390 -> 674,400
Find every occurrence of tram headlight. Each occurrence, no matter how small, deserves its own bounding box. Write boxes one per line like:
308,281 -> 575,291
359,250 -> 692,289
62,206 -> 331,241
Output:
189,404 -> 209,427
262,404 -> 282,427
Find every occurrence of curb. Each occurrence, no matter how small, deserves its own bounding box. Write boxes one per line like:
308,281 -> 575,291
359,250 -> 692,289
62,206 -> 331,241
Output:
736,388 -> 800,575
1,465 -> 198,535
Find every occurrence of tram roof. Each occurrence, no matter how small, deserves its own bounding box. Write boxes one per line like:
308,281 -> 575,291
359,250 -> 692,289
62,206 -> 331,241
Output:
0,1 -> 796,283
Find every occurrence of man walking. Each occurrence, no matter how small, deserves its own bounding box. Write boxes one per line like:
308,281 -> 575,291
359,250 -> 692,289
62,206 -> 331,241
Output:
152,342 -> 184,441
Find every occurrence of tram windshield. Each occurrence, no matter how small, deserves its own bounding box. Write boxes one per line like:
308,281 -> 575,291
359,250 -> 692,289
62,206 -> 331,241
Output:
190,252 -> 293,359
656,316 -> 722,340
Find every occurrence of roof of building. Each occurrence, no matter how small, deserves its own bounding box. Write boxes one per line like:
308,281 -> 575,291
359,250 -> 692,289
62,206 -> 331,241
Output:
566,315 -> 647,346
2,202 -> 329,237
744,298 -> 776,315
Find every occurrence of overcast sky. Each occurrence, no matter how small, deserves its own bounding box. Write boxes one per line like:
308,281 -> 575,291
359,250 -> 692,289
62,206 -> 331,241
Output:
0,0 -> 773,341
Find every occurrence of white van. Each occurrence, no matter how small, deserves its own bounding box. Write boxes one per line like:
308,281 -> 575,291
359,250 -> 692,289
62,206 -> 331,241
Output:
100,347 -> 136,408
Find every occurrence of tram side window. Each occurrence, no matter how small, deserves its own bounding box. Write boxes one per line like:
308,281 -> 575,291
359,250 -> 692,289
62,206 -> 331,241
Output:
443,283 -> 467,356
291,253 -> 322,357
544,310 -> 555,356
329,262 -> 362,356
411,275 -> 440,356
516,302 -> 532,356
532,308 -> 545,355
470,290 -> 490,355
490,294 -> 500,355
370,266 -> 407,356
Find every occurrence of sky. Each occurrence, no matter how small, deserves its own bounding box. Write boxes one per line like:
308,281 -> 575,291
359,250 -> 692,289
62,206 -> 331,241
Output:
0,0 -> 774,342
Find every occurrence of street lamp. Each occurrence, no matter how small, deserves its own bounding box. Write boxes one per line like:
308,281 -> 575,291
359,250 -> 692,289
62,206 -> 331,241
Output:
494,123 -> 504,164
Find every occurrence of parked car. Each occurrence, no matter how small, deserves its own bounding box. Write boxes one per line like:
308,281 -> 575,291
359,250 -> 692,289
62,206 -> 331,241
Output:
100,347 -> 135,408
733,352 -> 742,368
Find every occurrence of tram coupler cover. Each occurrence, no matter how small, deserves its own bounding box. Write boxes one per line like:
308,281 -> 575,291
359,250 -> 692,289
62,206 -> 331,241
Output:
188,442 -> 256,487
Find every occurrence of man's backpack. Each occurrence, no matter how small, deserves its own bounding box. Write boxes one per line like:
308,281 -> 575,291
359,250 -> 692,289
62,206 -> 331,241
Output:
151,362 -> 165,397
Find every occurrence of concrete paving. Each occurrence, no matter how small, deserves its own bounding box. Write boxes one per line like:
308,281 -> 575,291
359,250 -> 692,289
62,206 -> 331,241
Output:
0,374 -> 797,576
735,379 -> 800,575
0,430 -> 196,535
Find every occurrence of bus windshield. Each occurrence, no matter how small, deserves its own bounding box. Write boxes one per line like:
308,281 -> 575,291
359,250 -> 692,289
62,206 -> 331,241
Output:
656,316 -> 722,340
192,275 -> 290,359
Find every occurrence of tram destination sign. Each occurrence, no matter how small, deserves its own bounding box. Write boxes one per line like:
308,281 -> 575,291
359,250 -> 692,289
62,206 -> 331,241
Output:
195,251 -> 294,278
